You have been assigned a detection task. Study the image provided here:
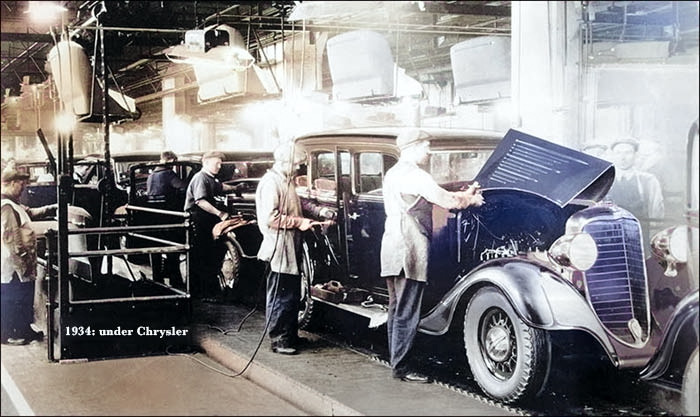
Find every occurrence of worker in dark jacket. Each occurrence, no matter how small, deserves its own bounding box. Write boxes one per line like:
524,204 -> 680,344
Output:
147,150 -> 187,289
147,150 -> 186,209
380,128 -> 484,382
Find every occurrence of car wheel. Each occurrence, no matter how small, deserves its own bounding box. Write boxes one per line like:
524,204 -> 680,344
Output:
464,286 -> 550,404
298,242 -> 318,330
682,347 -> 699,416
219,239 -> 241,291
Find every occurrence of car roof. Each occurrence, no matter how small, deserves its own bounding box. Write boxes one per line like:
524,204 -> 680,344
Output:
294,126 -> 504,149
180,150 -> 274,162
12,159 -> 50,166
112,151 -> 162,161
75,151 -> 162,162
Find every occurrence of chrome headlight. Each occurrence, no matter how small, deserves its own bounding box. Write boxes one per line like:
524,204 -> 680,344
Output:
651,226 -> 688,277
548,233 -> 598,271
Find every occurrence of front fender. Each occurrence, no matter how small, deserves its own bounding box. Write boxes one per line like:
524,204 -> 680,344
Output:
640,290 -> 699,381
419,259 -> 618,359
224,223 -> 261,259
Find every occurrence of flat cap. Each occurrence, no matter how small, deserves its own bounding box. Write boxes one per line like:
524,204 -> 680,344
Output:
610,138 -> 640,152
1,168 -> 30,183
396,128 -> 430,150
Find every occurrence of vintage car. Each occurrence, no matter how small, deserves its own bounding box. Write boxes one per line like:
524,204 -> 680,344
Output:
18,151 -> 161,220
125,151 -> 274,293
640,119 -> 699,415
287,126 -> 692,405
16,158 -> 57,208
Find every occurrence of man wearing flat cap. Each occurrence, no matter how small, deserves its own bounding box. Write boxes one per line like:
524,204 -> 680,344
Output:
607,138 -> 664,240
1,167 -> 57,345
185,151 -> 243,301
380,128 -> 484,382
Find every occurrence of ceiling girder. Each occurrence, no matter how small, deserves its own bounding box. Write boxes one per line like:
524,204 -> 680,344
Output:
422,1 -> 512,17
1,32 -> 54,43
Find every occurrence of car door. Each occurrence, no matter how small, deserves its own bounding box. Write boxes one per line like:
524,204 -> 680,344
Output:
345,151 -> 397,289
299,149 -> 349,280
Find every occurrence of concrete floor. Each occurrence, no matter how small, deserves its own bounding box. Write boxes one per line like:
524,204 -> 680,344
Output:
1,340 -> 307,416
1,299 -> 520,416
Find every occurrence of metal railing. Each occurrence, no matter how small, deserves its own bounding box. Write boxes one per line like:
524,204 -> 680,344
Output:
44,204 -> 192,362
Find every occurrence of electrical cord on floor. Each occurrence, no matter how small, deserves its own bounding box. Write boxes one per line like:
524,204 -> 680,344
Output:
173,262 -> 275,379
200,259 -> 270,335
206,306 -> 258,335
165,345 -> 245,378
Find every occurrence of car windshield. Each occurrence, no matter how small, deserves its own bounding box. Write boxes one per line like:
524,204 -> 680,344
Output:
429,150 -> 492,184
18,163 -> 51,182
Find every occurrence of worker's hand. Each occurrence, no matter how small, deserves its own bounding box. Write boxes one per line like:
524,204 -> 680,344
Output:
455,182 -> 484,209
218,211 -> 230,221
298,218 -> 314,231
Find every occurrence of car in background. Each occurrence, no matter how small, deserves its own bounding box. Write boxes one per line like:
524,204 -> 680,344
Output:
53,151 -> 162,223
16,158 -> 57,208
640,119 -> 699,416
126,151 -> 274,295
179,150 -> 275,217
280,126 -> 692,405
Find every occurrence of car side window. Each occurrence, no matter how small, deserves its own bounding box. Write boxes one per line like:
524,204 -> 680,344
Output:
311,151 -> 351,195
357,152 -> 397,194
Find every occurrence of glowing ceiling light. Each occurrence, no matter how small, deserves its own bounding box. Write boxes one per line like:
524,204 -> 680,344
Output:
54,112 -> 76,134
24,2 -> 67,23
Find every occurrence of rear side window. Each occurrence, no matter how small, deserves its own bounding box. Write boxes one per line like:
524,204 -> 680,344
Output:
357,152 -> 397,194
311,151 -> 351,195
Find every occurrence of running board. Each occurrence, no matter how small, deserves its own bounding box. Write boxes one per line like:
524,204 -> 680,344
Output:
311,296 -> 388,328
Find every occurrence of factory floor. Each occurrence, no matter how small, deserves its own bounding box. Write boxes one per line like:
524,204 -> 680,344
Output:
1,297 -> 520,416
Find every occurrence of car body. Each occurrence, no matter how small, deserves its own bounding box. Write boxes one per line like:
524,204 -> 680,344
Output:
18,151 -> 161,217
16,159 -> 57,208
126,151 -> 274,293
284,126 -> 689,404
640,119 -> 699,415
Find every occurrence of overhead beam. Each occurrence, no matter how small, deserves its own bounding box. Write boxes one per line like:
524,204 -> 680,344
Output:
422,1 -> 512,17
1,33 -> 54,43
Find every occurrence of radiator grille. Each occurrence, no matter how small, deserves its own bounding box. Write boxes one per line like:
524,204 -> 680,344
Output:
583,218 -> 648,343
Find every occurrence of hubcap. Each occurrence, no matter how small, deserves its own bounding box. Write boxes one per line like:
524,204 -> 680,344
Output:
480,308 -> 517,379
485,325 -> 511,362
220,252 -> 235,288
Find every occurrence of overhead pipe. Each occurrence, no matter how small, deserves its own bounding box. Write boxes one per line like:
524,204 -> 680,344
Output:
123,65 -> 193,95
134,81 -> 199,104
208,14 -> 510,35
202,4 -> 241,26
75,25 -> 185,34
252,28 -> 282,93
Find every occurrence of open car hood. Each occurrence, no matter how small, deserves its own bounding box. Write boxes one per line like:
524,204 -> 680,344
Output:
473,129 -> 615,207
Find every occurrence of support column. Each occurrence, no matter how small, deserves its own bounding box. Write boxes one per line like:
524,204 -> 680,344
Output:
511,1 -> 582,146
162,75 -> 188,151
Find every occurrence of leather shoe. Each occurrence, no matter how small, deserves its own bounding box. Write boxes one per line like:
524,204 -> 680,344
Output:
4,337 -> 27,346
271,345 -> 298,355
397,372 -> 430,383
25,329 -> 44,342
293,336 -> 313,347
